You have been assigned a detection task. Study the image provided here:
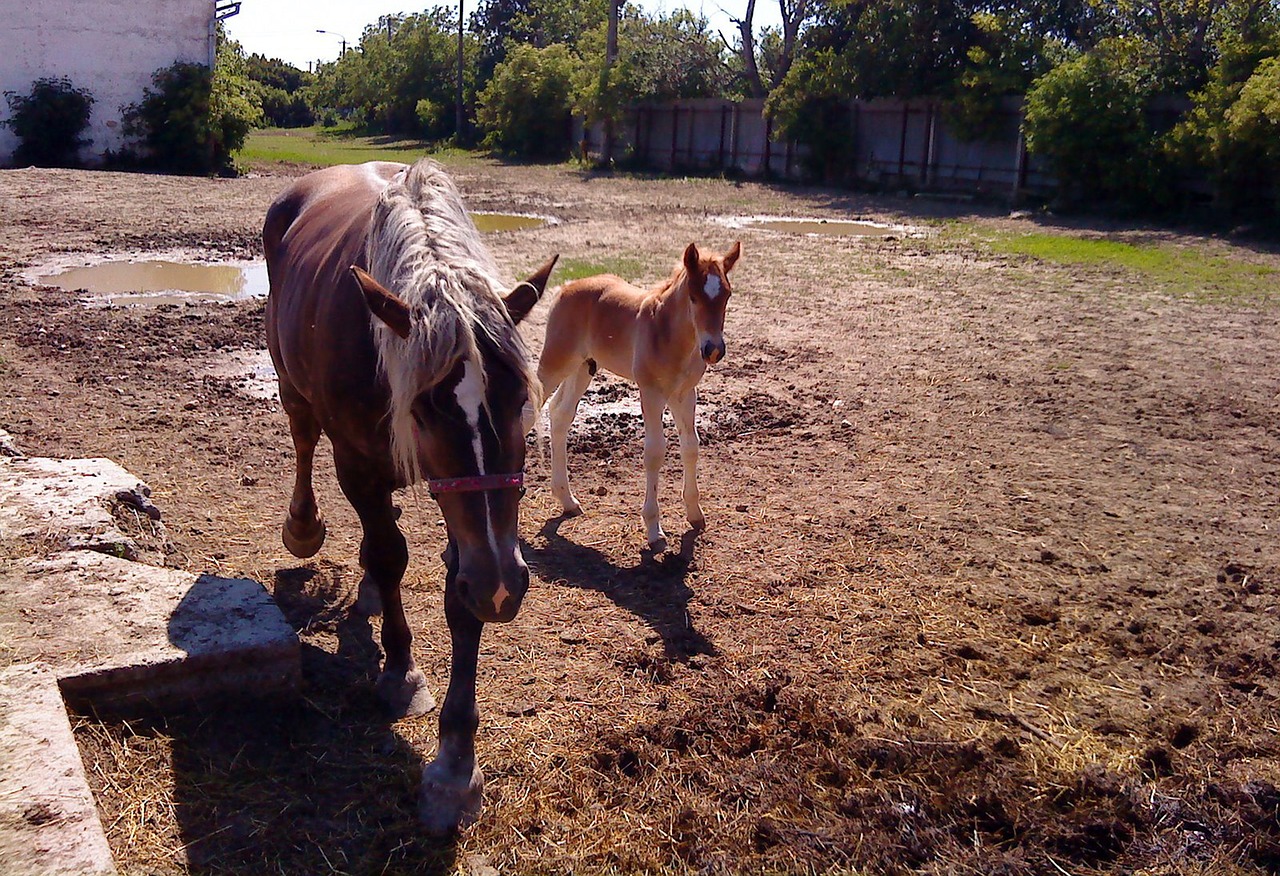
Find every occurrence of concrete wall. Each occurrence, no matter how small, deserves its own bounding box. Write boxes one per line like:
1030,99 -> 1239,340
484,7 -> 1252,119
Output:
0,1 -> 215,165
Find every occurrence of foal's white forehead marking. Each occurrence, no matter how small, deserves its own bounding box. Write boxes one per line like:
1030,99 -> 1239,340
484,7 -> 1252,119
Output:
704,273 -> 722,300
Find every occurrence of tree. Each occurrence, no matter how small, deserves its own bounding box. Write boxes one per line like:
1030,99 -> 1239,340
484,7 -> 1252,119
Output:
472,0 -> 609,83
306,9 -> 474,139
477,43 -> 577,156
575,8 -> 733,124
1022,44 -> 1167,206
245,54 -> 313,128
729,0 -> 814,98
1168,9 -> 1280,219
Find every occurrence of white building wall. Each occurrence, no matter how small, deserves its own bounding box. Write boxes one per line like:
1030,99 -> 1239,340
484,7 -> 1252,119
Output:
0,1 -> 215,165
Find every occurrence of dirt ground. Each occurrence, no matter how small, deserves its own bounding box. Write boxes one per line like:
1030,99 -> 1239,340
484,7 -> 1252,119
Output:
1,159 -> 1278,876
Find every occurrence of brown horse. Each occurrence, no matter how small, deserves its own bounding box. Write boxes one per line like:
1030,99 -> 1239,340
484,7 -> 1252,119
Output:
263,158 -> 557,833
535,241 -> 740,547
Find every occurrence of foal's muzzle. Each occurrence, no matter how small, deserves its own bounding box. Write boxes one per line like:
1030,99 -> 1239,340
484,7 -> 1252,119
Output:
701,338 -> 726,364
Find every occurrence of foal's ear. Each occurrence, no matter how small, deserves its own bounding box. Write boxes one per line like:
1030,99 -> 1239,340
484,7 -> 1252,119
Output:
350,266 -> 412,339
682,242 -> 702,279
723,240 -> 741,273
504,253 -> 559,325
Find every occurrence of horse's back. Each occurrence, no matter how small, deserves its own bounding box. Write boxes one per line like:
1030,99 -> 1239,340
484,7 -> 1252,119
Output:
264,162 -> 407,439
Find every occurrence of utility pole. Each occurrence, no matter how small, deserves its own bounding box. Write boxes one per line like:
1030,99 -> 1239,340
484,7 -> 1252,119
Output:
602,0 -> 619,165
456,0 -> 465,143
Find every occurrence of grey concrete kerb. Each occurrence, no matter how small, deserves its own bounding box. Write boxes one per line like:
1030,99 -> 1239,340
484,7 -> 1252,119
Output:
0,431 -> 300,875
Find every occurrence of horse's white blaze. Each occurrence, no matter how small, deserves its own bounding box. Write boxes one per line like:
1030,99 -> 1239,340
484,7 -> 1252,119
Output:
704,273 -> 722,299
454,358 -> 501,559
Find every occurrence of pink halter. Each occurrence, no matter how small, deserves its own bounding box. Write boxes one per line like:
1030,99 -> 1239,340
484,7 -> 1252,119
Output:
427,472 -> 524,496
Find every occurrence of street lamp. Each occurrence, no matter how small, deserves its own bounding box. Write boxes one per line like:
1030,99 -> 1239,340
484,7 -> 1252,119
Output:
315,29 -> 348,57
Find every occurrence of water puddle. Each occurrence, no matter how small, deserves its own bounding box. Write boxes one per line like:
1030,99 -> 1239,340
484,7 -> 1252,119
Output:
30,212 -> 553,307
721,215 -> 922,238
40,259 -> 269,306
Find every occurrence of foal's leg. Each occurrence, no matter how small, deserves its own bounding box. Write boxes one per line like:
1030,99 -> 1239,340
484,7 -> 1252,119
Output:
670,387 -> 705,530
639,386 -> 671,548
334,450 -> 434,718
279,388 -> 327,558
547,361 -> 593,516
419,569 -> 484,835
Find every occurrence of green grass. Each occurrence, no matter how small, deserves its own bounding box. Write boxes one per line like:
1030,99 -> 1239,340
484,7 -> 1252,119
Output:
986,232 -> 1279,304
554,256 -> 648,283
237,125 -> 473,168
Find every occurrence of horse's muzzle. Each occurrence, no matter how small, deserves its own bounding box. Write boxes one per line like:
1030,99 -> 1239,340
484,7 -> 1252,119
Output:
701,338 -> 726,364
456,557 -> 529,623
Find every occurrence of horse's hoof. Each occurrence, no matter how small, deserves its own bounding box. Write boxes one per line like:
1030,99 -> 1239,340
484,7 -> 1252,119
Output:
419,760 -> 483,836
377,667 -> 435,718
646,531 -> 668,552
282,515 -> 326,558
562,501 -> 584,517
354,572 -> 383,617
687,513 -> 706,530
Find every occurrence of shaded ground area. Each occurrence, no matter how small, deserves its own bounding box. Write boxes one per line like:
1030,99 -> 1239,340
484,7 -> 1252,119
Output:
0,161 -> 1278,875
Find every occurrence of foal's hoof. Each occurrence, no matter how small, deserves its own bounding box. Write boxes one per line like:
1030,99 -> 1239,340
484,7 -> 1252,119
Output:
419,760 -> 484,836
282,515 -> 326,558
377,667 -> 435,718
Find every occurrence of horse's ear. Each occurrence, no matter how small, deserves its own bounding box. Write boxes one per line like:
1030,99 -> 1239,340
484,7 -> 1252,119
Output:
683,242 -> 701,278
350,266 -> 412,339
504,254 -> 559,325
723,240 -> 741,273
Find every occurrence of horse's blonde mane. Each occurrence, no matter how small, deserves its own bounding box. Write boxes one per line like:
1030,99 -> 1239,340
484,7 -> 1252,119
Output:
366,158 -> 539,484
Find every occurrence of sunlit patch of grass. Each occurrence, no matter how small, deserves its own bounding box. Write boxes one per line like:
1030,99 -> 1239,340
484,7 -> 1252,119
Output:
237,126 -> 475,168
554,256 -> 647,283
986,232 -> 1279,304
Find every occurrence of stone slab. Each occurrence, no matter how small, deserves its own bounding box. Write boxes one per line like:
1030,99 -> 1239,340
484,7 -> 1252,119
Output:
0,663 -> 117,876
0,551 -> 300,715
0,456 -> 159,560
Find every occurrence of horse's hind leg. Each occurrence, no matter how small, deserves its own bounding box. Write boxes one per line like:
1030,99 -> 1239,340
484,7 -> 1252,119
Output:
547,361 -> 593,516
280,389 -> 327,558
670,387 -> 705,530
334,448 -> 434,718
639,386 -> 671,548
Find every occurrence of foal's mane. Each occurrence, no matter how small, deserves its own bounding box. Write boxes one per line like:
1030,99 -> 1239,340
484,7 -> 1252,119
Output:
366,158 -> 537,484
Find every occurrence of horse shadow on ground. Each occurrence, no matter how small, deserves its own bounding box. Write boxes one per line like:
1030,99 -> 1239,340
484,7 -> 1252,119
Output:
149,564 -> 459,875
526,517 -> 716,661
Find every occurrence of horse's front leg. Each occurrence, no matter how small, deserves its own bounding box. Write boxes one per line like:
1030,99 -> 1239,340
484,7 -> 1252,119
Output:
279,388 -> 327,558
670,387 -> 704,530
639,386 -> 670,548
420,571 -> 485,835
336,454 -> 434,717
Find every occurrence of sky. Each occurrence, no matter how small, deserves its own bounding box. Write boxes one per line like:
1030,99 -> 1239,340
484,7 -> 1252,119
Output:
223,0 -> 782,71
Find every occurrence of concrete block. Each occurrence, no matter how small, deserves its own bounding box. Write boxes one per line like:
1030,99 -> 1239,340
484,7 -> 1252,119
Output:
0,456 -> 159,560
0,551 -> 300,715
0,663 -> 117,876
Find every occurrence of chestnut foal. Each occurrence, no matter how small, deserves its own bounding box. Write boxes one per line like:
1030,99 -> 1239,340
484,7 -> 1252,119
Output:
535,241 -> 741,547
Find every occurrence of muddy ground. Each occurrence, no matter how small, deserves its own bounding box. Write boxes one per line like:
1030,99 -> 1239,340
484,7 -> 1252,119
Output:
1,160 -> 1278,876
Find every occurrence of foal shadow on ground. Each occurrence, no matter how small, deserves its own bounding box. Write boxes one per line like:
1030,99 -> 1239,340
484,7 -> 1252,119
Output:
527,517 -> 716,660
153,564 -> 459,875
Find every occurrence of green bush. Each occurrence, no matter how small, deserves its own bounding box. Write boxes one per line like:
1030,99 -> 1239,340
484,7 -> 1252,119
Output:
3,77 -> 95,167
477,43 -> 576,158
123,41 -> 261,174
1023,45 -> 1170,209
1171,53 -> 1280,220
